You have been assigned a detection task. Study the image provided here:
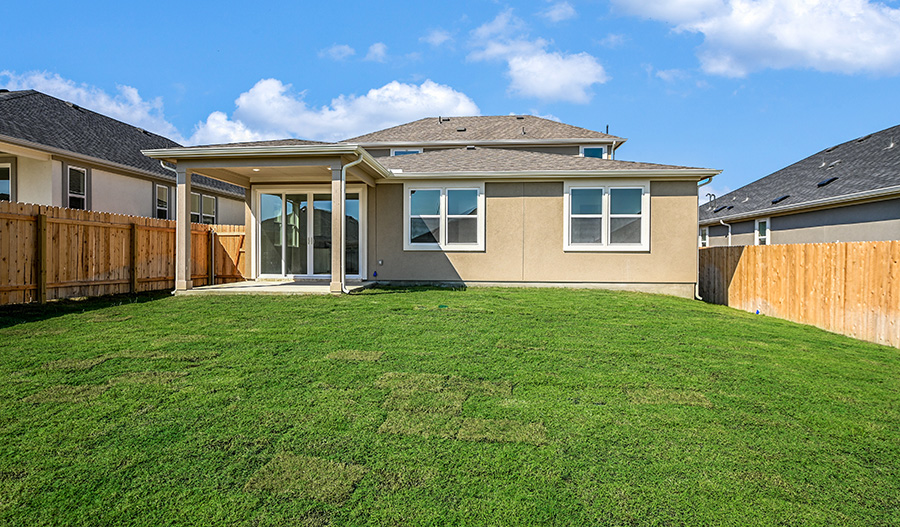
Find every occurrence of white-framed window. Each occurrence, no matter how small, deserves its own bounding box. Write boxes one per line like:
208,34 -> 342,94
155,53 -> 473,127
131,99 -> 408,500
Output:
68,166 -> 87,210
156,184 -> 169,219
0,162 -> 12,201
755,218 -> 770,246
391,148 -> 423,156
190,192 -> 217,224
699,227 -> 709,248
580,146 -> 606,159
564,181 -> 650,252
403,182 -> 485,251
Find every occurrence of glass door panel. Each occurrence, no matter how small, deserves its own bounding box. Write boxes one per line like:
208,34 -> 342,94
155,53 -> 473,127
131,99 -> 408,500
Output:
259,193 -> 283,275
285,194 -> 308,275
345,193 -> 360,276
312,194 -> 332,275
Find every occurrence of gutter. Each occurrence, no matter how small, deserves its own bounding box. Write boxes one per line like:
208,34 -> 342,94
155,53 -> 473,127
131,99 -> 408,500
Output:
349,138 -> 628,149
385,168 -> 722,180
699,184 -> 900,226
340,154 -> 365,294
719,220 -> 732,247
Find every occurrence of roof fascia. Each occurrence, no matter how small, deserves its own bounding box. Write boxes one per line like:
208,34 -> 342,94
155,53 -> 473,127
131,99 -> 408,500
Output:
384,168 -> 720,180
699,184 -> 900,225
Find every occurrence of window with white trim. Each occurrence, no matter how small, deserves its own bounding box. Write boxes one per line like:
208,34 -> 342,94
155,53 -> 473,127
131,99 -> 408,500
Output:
404,183 -> 484,251
68,166 -> 87,210
156,184 -> 169,219
0,163 -> 11,201
580,146 -> 606,159
391,148 -> 423,156
191,192 -> 218,224
564,181 -> 649,251
699,227 -> 708,248
755,218 -> 769,246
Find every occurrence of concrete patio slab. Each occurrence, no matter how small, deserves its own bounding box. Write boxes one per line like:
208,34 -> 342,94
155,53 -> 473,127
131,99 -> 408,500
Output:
174,280 -> 374,296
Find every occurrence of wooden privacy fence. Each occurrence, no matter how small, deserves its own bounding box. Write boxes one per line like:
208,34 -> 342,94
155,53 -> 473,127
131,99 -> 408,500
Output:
699,242 -> 900,348
0,201 -> 246,306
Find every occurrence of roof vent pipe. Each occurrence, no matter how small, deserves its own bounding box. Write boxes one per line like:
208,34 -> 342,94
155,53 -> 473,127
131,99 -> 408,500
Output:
522,127 -> 526,135
606,125 -> 609,134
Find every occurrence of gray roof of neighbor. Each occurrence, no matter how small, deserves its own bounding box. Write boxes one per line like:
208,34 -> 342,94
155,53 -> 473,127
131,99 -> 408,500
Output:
378,147 -> 707,173
183,138 -> 332,149
343,115 -> 625,144
0,90 -> 244,197
700,124 -> 900,224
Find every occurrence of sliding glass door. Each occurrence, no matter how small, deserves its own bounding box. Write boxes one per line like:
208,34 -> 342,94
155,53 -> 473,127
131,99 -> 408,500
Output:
258,190 -> 361,278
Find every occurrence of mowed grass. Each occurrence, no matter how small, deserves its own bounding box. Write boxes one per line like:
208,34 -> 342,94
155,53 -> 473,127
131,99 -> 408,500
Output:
0,287 -> 898,526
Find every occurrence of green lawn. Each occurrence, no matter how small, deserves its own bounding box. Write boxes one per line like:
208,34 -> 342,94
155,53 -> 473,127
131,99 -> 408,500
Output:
0,287 -> 897,526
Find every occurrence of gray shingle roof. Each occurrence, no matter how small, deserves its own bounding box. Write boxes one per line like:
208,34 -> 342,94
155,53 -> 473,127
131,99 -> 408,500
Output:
700,124 -> 900,223
342,115 -> 625,144
184,138 -> 333,149
0,90 -> 244,197
378,147 -> 706,173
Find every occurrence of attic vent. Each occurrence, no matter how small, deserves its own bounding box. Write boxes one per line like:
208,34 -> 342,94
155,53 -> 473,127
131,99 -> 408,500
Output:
727,205 -> 734,210
456,127 -> 466,132
857,134 -> 873,143
826,159 -> 842,170
817,176 -> 839,187
139,128 -> 153,136
713,205 -> 728,213
466,145 -> 476,150
65,101 -> 83,111
0,89 -> 8,93
825,146 -> 838,153
771,195 -> 790,205
516,115 -> 525,120
442,117 -> 450,122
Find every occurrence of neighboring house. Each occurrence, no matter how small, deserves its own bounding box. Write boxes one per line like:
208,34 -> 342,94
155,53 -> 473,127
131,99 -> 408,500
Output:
143,115 -> 720,297
0,89 -> 245,223
700,124 -> 900,247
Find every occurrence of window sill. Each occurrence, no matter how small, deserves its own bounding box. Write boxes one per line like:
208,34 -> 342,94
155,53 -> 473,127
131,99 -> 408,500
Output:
404,244 -> 485,252
564,245 -> 649,253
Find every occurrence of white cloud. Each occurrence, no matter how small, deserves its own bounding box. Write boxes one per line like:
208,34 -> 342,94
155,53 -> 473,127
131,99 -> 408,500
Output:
365,43 -> 388,62
540,1 -> 577,22
612,0 -> 900,76
318,44 -> 356,61
190,78 -> 480,144
598,33 -> 627,48
421,29 -> 453,47
0,70 -> 185,142
655,68 -> 690,82
469,10 -> 609,103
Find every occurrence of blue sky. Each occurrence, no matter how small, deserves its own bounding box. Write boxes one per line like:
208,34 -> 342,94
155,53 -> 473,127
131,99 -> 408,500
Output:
4,0 -> 900,200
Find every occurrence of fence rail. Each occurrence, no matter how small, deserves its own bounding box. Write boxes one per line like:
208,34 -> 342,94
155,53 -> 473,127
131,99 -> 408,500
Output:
699,242 -> 900,348
0,201 -> 246,305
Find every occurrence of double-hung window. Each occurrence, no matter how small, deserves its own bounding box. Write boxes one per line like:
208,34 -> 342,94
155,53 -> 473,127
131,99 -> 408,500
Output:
0,162 -> 12,201
564,181 -> 649,251
190,192 -> 217,224
755,218 -> 769,245
156,184 -> 169,219
68,166 -> 87,210
404,183 -> 484,251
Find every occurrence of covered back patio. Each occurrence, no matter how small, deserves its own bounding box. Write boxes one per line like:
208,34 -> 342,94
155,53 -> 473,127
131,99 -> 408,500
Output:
142,142 -> 391,294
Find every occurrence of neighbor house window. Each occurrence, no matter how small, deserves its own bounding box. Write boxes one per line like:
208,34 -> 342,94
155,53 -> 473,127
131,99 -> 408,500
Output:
404,183 -> 484,251
190,192 -> 217,224
156,184 -> 169,219
391,148 -> 423,156
699,227 -> 709,248
0,163 -> 11,201
564,181 -> 649,251
580,146 -> 606,159
755,218 -> 769,246
68,166 -> 87,210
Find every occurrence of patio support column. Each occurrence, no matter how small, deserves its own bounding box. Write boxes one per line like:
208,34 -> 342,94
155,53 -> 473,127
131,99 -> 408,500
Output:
329,164 -> 344,294
175,165 -> 193,291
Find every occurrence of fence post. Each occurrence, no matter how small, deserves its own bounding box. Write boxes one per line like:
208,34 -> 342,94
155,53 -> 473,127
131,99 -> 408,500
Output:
37,213 -> 48,304
130,223 -> 139,293
208,229 -> 215,286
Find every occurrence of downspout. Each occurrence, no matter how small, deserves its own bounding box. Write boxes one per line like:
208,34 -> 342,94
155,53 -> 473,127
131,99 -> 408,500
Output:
719,219 -> 732,247
693,176 -> 714,300
340,153 -> 365,294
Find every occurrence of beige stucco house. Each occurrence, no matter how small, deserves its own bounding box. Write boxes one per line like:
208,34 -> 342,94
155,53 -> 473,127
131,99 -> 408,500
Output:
143,116 -> 720,297
0,89 -> 245,223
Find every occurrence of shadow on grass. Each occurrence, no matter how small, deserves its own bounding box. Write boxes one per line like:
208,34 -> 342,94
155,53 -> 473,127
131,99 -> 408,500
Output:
0,291 -> 171,329
354,284 -> 468,295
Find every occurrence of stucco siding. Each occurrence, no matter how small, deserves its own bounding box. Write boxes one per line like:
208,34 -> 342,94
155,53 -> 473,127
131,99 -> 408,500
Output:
367,180 -> 699,296
91,169 -> 152,217
217,195 -> 247,225
15,157 -> 55,206
707,219 -> 754,246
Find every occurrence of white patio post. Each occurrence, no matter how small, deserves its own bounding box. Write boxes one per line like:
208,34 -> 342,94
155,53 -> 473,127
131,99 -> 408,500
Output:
175,165 -> 192,291
329,163 -> 344,294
